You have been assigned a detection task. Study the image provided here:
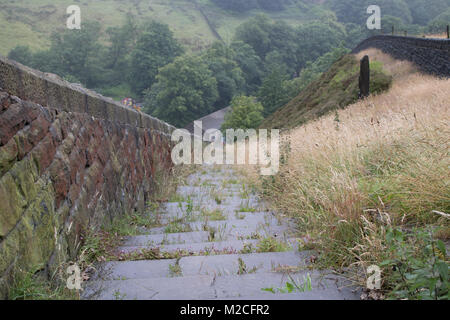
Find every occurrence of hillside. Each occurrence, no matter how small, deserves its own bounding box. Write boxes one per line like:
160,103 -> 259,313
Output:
243,50 -> 450,299
260,54 -> 393,129
0,0 -> 329,56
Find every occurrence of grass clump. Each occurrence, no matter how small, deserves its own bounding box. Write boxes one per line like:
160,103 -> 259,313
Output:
164,222 -> 192,234
169,258 -> 183,277
239,206 -> 257,213
201,208 -> 226,221
244,50 -> 450,299
8,267 -> 79,300
256,237 -> 289,253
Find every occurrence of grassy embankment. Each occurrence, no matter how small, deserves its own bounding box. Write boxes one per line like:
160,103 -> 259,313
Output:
245,49 -> 449,299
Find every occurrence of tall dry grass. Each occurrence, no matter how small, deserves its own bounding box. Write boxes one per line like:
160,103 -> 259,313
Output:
242,49 -> 449,282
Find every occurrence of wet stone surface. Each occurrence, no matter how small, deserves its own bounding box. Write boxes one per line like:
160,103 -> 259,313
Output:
82,165 -> 361,300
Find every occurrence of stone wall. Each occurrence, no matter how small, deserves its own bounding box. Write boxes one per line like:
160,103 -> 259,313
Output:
0,56 -> 176,298
352,35 -> 450,77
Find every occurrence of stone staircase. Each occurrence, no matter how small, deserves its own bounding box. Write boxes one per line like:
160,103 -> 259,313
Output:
82,166 -> 360,300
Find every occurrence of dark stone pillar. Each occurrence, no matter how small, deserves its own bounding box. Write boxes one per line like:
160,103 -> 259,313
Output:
359,55 -> 370,99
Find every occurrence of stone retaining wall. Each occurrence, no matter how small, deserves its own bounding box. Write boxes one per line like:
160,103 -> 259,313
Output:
352,35 -> 450,77
0,56 -> 175,298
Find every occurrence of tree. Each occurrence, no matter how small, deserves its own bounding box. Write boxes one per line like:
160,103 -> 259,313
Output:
407,0 -> 450,25
427,8 -> 450,33
328,0 -> 413,25
210,0 -> 258,12
7,46 -> 33,66
103,16 -> 138,86
295,18 -> 347,69
283,46 -> 350,99
144,55 -> 219,127
230,41 -> 264,95
202,42 -> 245,109
221,96 -> 264,130
42,21 -> 105,87
235,14 -> 272,60
257,66 -> 290,116
129,21 -> 183,97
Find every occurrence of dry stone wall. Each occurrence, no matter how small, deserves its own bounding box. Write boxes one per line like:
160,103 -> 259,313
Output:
0,56 -> 176,298
352,35 -> 450,77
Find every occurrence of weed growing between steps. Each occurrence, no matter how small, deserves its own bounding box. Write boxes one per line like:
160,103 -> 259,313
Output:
262,274 -> 312,294
241,55 -> 450,299
168,258 -> 183,277
164,222 -> 193,233
256,237 -> 290,253
8,266 -> 80,300
201,208 -> 226,221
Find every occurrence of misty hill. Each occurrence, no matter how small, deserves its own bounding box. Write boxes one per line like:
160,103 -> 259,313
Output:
0,0 -> 330,56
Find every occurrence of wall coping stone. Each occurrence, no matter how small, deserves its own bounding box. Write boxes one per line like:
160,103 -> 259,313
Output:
0,55 -> 177,136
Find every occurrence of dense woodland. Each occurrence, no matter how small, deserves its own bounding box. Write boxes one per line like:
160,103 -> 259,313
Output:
7,0 -> 450,128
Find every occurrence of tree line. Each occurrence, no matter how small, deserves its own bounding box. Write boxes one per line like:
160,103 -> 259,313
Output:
8,0 -> 450,129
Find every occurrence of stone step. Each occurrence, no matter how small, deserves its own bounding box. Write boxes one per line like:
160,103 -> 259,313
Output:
122,224 -> 293,248
219,288 -> 361,300
118,239 -> 263,255
212,272 -> 359,299
83,275 -> 216,300
83,272 -> 359,300
90,251 -> 313,281
121,231 -> 210,246
141,215 -> 283,235
118,238 -> 300,256
178,251 -> 312,277
158,210 -> 275,225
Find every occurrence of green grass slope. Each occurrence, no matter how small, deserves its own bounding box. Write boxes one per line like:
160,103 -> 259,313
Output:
0,0 -> 328,56
261,54 -> 393,129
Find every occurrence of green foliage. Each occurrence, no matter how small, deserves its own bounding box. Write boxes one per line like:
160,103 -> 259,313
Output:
262,274 -> 312,294
221,95 -> 264,130
202,42 -> 246,108
18,21 -> 103,87
407,0 -> 450,25
8,267 -> 77,300
211,0 -> 287,13
102,16 -> 138,87
295,18 -> 347,69
328,0 -> 413,25
201,208 -> 226,221
427,8 -> 450,33
282,46 -> 350,103
129,21 -> 183,97
7,45 -> 33,66
164,222 -> 192,233
230,41 -> 264,95
168,258 -> 183,277
381,228 -> 449,300
257,67 -> 290,116
144,55 -> 219,127
256,237 -> 289,252
261,55 -> 393,129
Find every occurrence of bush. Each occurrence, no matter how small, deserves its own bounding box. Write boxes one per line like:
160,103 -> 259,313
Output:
221,95 -> 264,130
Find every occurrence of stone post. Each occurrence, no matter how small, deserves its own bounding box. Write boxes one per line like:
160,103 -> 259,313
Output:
359,55 -> 370,99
